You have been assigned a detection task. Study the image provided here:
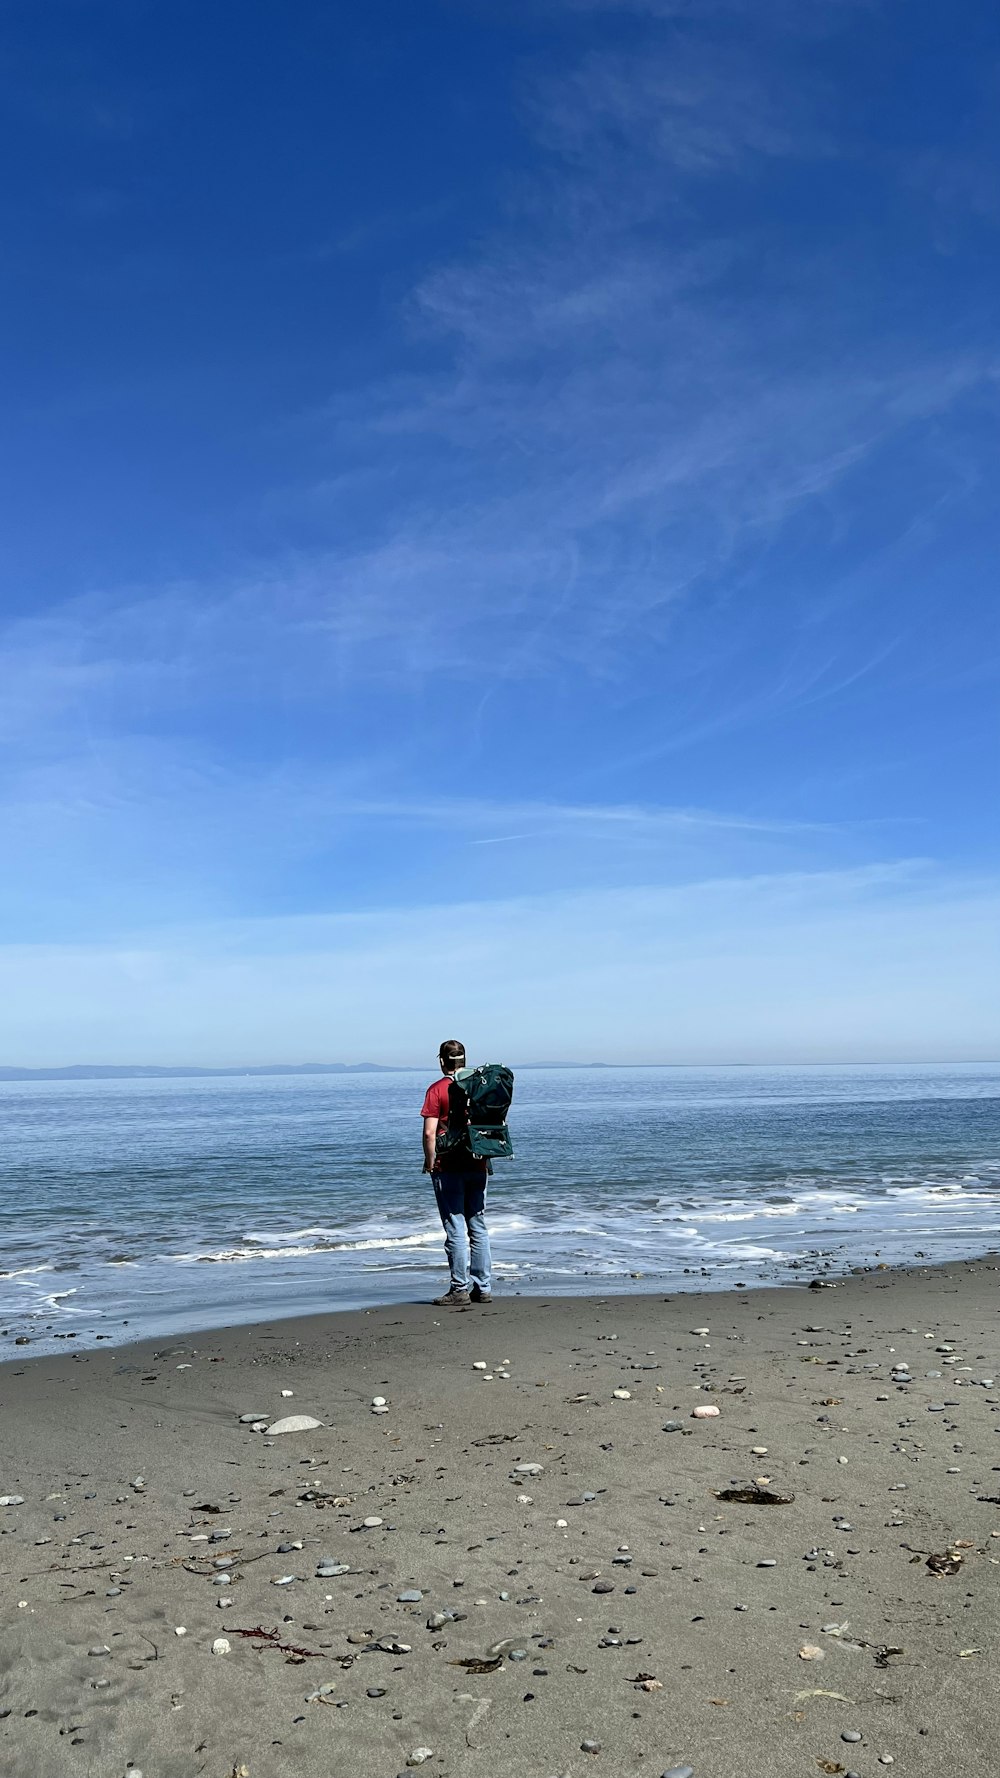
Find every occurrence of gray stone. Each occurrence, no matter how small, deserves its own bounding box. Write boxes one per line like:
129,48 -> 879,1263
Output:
397,1590 -> 423,1603
841,1730 -> 863,1743
88,1645 -> 111,1657
317,1563 -> 350,1577
265,1414 -> 323,1435
662,1768 -> 694,1778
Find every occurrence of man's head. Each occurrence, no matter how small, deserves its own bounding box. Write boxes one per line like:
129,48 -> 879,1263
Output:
439,1038 -> 466,1075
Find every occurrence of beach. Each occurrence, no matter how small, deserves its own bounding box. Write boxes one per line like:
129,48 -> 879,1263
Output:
3,1260 -> 1000,1777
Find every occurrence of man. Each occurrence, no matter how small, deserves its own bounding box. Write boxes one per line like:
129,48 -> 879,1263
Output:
421,1038 -> 492,1306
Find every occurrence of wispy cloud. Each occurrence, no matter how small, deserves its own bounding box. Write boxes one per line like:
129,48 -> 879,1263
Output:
1,860 -> 995,1064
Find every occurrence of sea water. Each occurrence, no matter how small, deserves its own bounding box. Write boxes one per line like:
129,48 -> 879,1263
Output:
1,1062 -> 998,1355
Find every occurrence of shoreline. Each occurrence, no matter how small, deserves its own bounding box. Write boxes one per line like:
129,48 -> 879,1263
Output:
4,1255 -> 1000,1774
6,1232 -> 1000,1366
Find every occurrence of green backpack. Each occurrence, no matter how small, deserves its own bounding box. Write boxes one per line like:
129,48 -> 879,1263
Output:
436,1063 -> 515,1162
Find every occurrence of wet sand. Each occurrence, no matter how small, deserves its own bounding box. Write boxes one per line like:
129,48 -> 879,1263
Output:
3,1259 -> 1000,1777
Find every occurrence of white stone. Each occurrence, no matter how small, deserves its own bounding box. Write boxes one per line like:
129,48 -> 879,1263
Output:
407,1751 -> 434,1766
281,1389 -> 294,1397
211,1637 -> 231,1655
612,1389 -> 631,1400
372,1396 -> 387,1407
174,1626 -> 187,1636
264,1414 -> 323,1435
0,1496 -> 25,1507
363,1515 -> 384,1527
691,1405 -> 720,1418
472,1362 -> 487,1370
513,1462 -> 544,1476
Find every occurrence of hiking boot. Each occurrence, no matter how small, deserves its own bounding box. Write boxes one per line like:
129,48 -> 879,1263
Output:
433,1287 -> 471,1306
470,1285 -> 493,1303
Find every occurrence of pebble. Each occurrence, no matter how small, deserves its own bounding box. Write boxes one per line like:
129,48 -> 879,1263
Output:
363,1516 -> 384,1528
406,1750 -> 434,1766
211,1637 -> 231,1655
88,1645 -> 111,1657
662,1768 -> 695,1778
692,1405 -> 720,1418
367,1686 -> 387,1698
398,1590 -> 423,1603
265,1414 -> 323,1435
0,1496 -> 25,1507
514,1463 -> 544,1476
174,1627 -> 187,1637
473,1362 -> 488,1370
757,1559 -> 777,1568
842,1730 -> 863,1743
272,1575 -> 297,1586
612,1389 -> 632,1400
372,1396 -> 387,1407
662,1421 -> 683,1433
281,1389 -> 294,1397
316,1563 -> 350,1577
581,1741 -> 602,1755
239,1413 -> 268,1423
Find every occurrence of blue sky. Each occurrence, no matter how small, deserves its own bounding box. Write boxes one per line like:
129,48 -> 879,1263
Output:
2,0 -> 998,1064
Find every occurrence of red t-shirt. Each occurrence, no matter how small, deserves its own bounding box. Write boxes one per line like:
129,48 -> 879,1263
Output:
420,1076 -> 453,1129
421,1076 -> 488,1176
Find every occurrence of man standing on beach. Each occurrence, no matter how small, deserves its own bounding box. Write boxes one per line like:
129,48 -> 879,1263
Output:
421,1039 -> 492,1306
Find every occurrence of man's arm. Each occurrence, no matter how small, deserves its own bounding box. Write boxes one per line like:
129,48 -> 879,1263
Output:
422,1116 -> 438,1174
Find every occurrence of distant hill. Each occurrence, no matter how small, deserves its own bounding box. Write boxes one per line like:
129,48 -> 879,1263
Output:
0,1062 -> 409,1081
0,1060 -> 612,1081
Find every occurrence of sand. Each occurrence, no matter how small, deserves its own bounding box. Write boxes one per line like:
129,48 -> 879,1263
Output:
3,1259 -> 1000,1778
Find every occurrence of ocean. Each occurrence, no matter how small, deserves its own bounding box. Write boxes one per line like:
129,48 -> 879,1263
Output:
2,1062 -> 998,1357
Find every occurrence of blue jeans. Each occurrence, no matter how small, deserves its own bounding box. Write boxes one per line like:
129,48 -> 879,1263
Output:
433,1167 -> 491,1293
